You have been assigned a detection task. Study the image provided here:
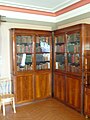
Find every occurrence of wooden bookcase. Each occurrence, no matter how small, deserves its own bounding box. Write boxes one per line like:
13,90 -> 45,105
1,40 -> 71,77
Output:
10,28 -> 52,104
54,24 -> 90,112
10,24 -> 90,115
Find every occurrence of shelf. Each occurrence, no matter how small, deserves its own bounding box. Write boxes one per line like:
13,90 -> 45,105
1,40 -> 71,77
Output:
56,42 -> 65,45
56,52 -> 65,54
67,40 -> 80,43
17,52 -> 34,54
36,52 -> 50,54
36,61 -> 50,64
67,52 -> 80,54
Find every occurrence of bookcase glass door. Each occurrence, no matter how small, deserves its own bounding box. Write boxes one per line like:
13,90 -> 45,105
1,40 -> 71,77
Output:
55,35 -> 65,70
66,32 -> 80,73
36,36 -> 50,70
16,35 -> 34,71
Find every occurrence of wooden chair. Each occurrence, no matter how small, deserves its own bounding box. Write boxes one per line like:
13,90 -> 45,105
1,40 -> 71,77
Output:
0,78 -> 16,116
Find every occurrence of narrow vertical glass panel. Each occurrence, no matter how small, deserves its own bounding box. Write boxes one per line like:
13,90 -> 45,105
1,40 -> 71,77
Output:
67,32 -> 80,53
36,53 -> 50,70
17,54 -> 33,71
56,53 -> 65,70
36,36 -> 50,52
55,35 -> 65,53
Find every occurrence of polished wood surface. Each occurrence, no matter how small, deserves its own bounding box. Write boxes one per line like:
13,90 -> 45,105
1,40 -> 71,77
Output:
35,72 -> 51,99
13,74 -> 34,103
10,28 -> 52,104
84,87 -> 90,117
66,76 -> 81,111
54,72 -> 65,102
0,99 -> 86,120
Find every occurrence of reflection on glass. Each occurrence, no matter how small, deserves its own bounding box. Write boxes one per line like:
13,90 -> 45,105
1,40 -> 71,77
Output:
17,54 -> 33,71
36,36 -> 50,52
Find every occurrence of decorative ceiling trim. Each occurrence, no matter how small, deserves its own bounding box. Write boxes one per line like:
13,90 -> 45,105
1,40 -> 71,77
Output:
55,0 -> 90,16
0,0 -> 90,17
0,5 -> 55,17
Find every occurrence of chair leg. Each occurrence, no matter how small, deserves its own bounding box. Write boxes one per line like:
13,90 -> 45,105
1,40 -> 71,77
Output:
0,104 -> 1,111
12,97 -> 16,113
2,101 -> 5,116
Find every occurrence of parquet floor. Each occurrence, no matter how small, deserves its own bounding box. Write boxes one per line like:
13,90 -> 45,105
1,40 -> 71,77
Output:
0,99 -> 89,120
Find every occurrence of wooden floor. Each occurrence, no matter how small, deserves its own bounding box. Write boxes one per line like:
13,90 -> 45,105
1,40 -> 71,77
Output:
0,98 -> 89,120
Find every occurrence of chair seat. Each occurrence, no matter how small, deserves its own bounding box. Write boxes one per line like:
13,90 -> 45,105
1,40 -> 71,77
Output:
1,94 -> 14,99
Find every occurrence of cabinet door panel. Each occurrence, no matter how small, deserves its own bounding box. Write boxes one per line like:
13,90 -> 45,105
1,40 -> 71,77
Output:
84,88 -> 90,116
54,73 -> 65,102
35,72 -> 51,99
66,76 -> 81,111
13,75 -> 33,103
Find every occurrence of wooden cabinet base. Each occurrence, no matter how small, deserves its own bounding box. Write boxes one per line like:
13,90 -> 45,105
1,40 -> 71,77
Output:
13,74 -> 34,104
84,87 -> 90,118
54,72 -> 65,102
35,72 -> 52,100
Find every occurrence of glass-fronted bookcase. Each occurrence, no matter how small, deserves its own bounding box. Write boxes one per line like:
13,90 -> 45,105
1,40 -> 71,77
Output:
54,25 -> 82,112
10,28 -> 52,103
54,31 -> 81,73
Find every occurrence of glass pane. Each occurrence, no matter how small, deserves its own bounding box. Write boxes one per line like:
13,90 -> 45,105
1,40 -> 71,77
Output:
17,54 -> 33,71
36,36 -> 50,52
67,32 -> 80,53
55,35 -> 65,52
36,53 -> 50,70
16,36 -> 33,53
56,54 -> 65,70
67,53 -> 80,72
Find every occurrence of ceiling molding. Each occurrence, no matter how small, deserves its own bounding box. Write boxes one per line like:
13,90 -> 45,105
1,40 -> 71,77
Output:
0,0 -> 90,17
0,0 -> 80,12
55,0 -> 90,16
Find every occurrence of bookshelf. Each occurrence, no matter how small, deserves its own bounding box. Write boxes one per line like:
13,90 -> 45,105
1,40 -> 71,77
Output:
36,36 -> 51,70
10,28 -> 52,103
54,24 -> 90,112
66,32 -> 80,73
16,35 -> 33,71
10,24 -> 90,115
54,34 -> 65,71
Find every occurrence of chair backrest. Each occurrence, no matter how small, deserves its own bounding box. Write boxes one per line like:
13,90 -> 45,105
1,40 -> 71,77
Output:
0,78 -> 12,95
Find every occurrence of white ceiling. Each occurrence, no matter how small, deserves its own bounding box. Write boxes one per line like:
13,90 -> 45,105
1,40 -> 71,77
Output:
0,0 -> 80,12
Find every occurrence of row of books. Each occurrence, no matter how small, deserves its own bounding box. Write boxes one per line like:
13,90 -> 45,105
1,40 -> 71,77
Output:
67,64 -> 80,72
17,64 -> 33,71
17,54 -> 32,64
55,36 -> 64,43
67,43 -> 80,52
36,54 -> 50,62
17,44 -> 33,53
36,62 -> 50,70
68,54 -> 80,64
56,54 -> 65,64
36,36 -> 50,44
16,36 -> 33,44
56,62 -> 65,70
55,44 -> 65,52
67,33 -> 80,42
